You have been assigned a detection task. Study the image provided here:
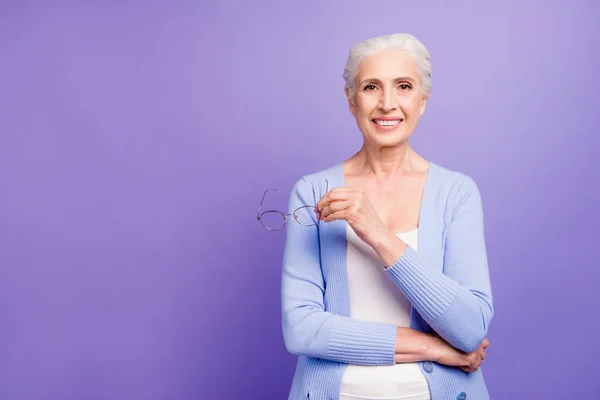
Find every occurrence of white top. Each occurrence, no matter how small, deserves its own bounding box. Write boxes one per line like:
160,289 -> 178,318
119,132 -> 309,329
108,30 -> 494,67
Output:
340,226 -> 431,400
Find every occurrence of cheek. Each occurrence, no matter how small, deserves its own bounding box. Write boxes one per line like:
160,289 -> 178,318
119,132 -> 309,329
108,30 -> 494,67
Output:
401,96 -> 424,115
356,97 -> 377,116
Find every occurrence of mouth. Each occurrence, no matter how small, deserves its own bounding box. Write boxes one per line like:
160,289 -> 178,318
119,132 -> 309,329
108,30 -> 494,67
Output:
372,118 -> 403,130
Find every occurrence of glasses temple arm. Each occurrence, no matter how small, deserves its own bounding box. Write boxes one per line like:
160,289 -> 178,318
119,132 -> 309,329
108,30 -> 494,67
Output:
258,188 -> 277,219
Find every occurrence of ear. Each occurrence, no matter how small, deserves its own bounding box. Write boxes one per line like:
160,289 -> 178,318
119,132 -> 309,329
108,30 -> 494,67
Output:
345,87 -> 356,116
419,95 -> 428,116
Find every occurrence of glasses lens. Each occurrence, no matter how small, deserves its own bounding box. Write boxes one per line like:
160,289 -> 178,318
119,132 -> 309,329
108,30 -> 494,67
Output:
294,206 -> 317,226
260,211 -> 286,230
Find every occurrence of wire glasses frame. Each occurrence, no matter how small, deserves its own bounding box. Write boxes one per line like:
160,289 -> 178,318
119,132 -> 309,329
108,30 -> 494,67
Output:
257,179 -> 329,231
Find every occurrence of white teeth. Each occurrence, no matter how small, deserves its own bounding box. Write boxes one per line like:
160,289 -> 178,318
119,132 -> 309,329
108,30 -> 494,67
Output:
374,119 -> 401,126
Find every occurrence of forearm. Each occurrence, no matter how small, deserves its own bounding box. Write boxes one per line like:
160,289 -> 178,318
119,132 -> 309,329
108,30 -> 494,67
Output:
284,312 -> 438,366
372,228 -> 408,268
371,229 -> 491,352
283,307 -> 398,366
394,327 -> 436,363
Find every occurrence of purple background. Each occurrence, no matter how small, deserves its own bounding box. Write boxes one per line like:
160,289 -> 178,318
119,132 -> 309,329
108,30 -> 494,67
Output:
1,1 -> 599,399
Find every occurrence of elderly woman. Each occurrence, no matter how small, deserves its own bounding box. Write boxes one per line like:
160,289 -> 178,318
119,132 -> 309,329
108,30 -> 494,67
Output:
280,33 -> 493,400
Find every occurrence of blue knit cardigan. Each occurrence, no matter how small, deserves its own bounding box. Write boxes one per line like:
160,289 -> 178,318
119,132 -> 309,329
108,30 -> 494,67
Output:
281,161 -> 494,400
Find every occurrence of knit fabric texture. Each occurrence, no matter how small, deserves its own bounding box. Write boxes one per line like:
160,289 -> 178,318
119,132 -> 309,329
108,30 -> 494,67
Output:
281,161 -> 494,400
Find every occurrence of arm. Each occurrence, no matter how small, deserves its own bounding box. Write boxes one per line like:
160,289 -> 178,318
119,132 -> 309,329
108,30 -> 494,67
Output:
281,178 -> 398,365
394,327 -> 435,363
281,207 -> 465,366
395,327 -> 489,373
375,176 -> 494,353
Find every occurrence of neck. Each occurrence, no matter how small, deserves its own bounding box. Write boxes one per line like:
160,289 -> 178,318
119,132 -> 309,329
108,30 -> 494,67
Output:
351,140 -> 419,179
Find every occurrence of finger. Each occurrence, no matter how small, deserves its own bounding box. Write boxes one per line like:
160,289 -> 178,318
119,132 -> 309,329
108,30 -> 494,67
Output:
316,191 -> 352,212
327,186 -> 355,192
319,200 -> 353,220
482,338 -> 489,349
478,347 -> 486,361
467,353 -> 479,372
466,360 -> 478,372
320,208 -> 349,223
317,186 -> 363,209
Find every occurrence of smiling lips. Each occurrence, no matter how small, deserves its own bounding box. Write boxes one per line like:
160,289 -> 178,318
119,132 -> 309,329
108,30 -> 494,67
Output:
372,117 -> 403,131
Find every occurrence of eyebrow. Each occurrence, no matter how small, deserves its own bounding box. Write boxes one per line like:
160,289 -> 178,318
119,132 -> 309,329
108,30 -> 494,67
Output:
359,77 -> 416,86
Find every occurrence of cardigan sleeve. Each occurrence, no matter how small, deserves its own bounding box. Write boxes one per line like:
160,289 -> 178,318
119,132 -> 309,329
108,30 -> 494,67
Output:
385,175 -> 494,353
281,177 -> 398,365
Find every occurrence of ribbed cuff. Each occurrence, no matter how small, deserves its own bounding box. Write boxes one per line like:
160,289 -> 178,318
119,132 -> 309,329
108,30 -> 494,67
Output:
327,318 -> 397,365
385,246 -> 459,322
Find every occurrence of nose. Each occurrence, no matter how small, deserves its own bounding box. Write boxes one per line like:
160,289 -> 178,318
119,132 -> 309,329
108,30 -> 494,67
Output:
379,86 -> 397,113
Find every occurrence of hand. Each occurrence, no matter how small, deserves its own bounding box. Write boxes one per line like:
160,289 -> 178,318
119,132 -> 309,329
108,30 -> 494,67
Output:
315,186 -> 386,247
429,333 -> 489,373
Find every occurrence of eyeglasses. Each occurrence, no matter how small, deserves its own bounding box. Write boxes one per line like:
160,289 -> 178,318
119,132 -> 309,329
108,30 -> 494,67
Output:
257,179 -> 329,231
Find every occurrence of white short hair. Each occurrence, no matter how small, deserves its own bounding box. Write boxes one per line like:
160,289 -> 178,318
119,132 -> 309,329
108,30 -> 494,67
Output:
343,33 -> 432,99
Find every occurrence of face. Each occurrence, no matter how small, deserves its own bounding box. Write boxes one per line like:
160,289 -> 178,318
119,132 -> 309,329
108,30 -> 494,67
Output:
346,49 -> 428,147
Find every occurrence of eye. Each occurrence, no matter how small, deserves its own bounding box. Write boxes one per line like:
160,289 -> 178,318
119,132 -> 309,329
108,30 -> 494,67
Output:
363,84 -> 377,91
399,83 -> 412,91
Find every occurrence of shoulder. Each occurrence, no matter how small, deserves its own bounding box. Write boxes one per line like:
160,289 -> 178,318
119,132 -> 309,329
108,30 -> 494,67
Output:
430,161 -> 483,214
299,161 -> 341,184
289,161 -> 343,200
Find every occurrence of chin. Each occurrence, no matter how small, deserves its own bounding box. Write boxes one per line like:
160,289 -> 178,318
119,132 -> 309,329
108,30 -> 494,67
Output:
368,131 -> 409,147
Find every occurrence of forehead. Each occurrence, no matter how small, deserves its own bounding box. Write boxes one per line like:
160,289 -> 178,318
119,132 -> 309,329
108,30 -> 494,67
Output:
356,49 -> 419,82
